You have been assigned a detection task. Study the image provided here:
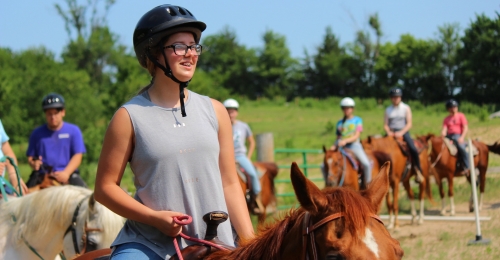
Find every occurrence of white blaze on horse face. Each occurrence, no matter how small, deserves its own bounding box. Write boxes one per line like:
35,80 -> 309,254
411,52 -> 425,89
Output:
327,158 -> 333,176
362,228 -> 379,259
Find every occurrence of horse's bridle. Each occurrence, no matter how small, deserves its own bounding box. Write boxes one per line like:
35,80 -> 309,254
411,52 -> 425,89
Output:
301,211 -> 384,260
61,195 -> 103,259
325,150 -> 347,187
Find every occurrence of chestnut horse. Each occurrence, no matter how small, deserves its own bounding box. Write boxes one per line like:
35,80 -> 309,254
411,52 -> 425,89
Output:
422,134 -> 500,214
363,136 -> 432,229
322,145 -> 391,190
74,162 -> 403,260
205,162 -> 403,259
237,162 -> 278,224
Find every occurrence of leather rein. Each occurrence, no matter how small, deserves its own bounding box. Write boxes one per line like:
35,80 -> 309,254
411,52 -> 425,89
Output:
301,211 -> 384,260
60,195 -> 103,259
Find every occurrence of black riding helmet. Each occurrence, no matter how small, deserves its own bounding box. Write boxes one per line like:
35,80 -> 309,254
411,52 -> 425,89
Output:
42,93 -> 65,110
445,99 -> 458,109
133,5 -> 206,117
388,87 -> 403,97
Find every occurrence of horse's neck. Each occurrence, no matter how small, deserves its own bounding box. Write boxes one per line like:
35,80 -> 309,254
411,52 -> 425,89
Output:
2,224 -> 64,260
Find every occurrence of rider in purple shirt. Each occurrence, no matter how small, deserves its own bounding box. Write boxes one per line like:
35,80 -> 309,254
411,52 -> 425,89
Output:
26,93 -> 87,187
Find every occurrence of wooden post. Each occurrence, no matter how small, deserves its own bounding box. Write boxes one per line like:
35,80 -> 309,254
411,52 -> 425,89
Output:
256,132 -> 274,162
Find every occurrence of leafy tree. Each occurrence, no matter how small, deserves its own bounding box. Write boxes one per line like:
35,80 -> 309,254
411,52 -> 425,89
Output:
437,23 -> 461,97
375,34 -> 446,103
197,27 -> 258,97
456,13 -> 500,104
255,30 -> 298,98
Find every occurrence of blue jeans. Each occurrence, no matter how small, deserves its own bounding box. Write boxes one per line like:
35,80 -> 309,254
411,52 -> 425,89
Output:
236,155 -> 261,194
111,242 -> 163,260
344,142 -> 372,184
447,134 -> 470,169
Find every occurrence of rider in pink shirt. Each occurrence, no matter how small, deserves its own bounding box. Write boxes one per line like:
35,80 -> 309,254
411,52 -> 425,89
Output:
441,99 -> 470,175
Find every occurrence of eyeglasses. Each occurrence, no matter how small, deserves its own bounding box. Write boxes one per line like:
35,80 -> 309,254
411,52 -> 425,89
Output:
164,44 -> 203,56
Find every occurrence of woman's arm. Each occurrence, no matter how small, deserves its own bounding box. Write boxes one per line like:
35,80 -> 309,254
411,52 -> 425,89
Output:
246,134 -> 255,159
383,112 -> 393,136
212,99 -> 255,240
2,141 -> 28,194
94,108 -> 184,237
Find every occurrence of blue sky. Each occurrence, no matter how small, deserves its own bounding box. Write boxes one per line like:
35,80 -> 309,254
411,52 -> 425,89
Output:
1,0 -> 498,59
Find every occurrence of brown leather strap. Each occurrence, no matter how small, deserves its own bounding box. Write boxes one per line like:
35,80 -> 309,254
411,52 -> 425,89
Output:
301,212 -> 383,259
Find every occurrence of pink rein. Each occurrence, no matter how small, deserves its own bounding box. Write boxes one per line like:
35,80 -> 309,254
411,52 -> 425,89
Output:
172,215 -> 230,260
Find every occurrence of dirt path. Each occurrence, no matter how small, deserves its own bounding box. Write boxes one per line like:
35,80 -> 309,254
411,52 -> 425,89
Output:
389,200 -> 500,259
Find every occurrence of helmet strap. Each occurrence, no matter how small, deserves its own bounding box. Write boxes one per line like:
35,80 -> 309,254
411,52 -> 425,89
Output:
146,50 -> 190,117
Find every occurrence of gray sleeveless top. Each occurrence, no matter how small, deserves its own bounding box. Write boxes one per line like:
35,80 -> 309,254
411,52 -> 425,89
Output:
111,90 -> 234,259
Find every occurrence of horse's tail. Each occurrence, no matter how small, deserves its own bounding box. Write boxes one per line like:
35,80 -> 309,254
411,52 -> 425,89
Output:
487,141 -> 500,155
261,162 -> 279,179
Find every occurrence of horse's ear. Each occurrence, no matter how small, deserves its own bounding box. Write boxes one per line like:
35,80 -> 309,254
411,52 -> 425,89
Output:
290,162 -> 328,213
89,193 -> 96,212
362,161 -> 390,213
323,145 -> 327,153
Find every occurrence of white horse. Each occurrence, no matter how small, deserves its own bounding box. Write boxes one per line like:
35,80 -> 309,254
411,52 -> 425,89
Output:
0,186 -> 124,260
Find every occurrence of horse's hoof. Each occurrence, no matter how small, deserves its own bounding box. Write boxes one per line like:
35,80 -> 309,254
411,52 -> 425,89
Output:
418,219 -> 424,225
450,211 -> 456,216
386,223 -> 395,230
469,207 -> 474,213
440,210 -> 446,216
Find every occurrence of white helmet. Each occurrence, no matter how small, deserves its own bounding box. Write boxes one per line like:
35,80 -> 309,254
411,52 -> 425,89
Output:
340,97 -> 355,107
223,98 -> 239,109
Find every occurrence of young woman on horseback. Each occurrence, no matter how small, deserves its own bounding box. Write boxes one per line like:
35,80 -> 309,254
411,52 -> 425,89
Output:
223,98 -> 264,214
0,119 -> 28,195
331,97 -> 372,184
441,99 -> 470,175
93,5 -> 254,259
384,87 -> 423,182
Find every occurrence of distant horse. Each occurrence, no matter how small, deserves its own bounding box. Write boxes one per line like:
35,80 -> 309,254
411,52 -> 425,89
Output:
0,186 -> 124,260
422,134 -> 500,214
75,161 -> 403,260
322,145 -> 391,190
363,136 -> 432,229
237,162 -> 278,224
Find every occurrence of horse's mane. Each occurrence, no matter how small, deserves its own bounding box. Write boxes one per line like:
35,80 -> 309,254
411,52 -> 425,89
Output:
206,209 -> 302,260
207,187 -> 374,260
0,186 -> 123,246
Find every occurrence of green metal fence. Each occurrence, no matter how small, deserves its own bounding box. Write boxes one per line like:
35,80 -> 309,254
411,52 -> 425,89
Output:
274,148 -> 324,209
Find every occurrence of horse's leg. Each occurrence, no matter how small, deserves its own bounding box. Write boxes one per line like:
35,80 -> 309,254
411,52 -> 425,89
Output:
392,178 -> 401,230
418,178 -> 426,225
448,175 -> 455,216
386,189 -> 395,229
478,160 -> 487,211
402,178 -> 416,224
439,176 -> 447,215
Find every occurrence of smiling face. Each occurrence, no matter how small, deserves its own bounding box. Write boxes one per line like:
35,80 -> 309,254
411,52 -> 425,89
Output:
161,32 -> 199,82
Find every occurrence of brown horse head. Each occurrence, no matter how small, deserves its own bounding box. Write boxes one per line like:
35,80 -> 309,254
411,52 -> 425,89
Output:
207,162 -> 403,260
290,161 -> 403,259
323,146 -> 359,189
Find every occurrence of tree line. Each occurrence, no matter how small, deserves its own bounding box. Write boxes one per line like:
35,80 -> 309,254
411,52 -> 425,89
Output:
0,0 -> 499,168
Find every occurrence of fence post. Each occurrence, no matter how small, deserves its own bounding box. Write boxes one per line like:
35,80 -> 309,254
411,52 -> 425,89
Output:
256,132 -> 274,162
467,138 -> 490,245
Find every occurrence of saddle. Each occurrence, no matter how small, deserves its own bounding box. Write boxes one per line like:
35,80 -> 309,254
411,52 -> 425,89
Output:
443,137 -> 479,156
394,137 -> 426,181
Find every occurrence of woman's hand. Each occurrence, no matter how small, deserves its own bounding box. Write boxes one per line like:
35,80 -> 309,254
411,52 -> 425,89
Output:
338,140 -> 347,147
151,210 -> 186,237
